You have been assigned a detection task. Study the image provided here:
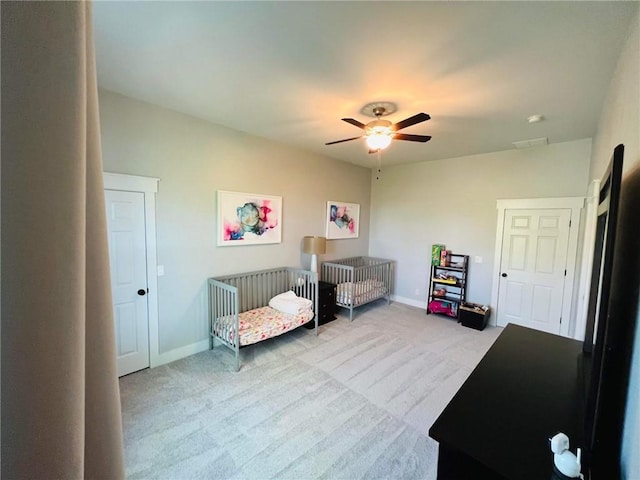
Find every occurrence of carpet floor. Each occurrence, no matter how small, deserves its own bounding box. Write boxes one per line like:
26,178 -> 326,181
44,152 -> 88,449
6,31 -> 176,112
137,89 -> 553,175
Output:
120,300 -> 502,479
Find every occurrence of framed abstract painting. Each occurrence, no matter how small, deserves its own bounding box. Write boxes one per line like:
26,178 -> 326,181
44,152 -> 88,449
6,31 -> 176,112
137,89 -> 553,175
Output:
326,201 -> 359,239
217,190 -> 282,246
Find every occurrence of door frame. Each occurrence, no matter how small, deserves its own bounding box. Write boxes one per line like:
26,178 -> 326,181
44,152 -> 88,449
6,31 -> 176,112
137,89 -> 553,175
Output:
573,180 -> 600,340
490,197 -> 584,337
104,172 -> 161,368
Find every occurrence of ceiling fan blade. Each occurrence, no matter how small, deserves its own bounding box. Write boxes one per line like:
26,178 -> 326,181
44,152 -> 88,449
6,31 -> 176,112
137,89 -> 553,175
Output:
325,136 -> 362,145
393,133 -> 432,143
393,113 -> 431,131
341,118 -> 366,129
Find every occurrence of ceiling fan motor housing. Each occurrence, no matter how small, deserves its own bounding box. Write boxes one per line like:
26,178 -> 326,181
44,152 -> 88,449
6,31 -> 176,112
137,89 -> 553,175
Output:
365,119 -> 393,135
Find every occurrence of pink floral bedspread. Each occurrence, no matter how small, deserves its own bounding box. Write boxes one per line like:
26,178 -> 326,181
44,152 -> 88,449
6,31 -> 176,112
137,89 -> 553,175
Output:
214,306 -> 315,346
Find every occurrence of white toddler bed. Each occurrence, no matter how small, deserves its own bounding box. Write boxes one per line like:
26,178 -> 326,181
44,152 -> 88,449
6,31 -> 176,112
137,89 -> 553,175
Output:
208,267 -> 318,371
321,257 -> 393,321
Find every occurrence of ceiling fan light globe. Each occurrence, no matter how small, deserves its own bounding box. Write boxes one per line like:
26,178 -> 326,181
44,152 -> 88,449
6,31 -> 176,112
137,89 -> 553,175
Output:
366,133 -> 392,150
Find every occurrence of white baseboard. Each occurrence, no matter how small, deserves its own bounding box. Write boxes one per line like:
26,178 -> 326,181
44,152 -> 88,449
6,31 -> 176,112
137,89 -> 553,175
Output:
391,294 -> 425,309
154,339 -> 210,367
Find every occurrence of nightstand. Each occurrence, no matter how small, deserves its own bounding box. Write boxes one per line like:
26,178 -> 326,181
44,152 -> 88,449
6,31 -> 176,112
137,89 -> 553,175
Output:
304,280 -> 337,328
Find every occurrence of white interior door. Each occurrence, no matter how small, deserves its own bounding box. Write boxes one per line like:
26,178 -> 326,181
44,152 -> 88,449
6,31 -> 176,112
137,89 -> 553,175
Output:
105,189 -> 150,376
496,208 -> 571,334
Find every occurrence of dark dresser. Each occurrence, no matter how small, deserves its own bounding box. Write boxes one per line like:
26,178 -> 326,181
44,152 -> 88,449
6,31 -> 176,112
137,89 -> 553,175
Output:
429,324 -> 585,479
304,280 -> 336,328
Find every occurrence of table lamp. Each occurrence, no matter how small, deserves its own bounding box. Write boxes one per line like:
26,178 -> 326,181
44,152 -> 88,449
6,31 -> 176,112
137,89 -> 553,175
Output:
303,236 -> 326,273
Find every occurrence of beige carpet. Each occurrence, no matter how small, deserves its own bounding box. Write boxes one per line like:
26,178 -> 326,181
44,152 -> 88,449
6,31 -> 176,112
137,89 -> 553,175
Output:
120,301 -> 502,479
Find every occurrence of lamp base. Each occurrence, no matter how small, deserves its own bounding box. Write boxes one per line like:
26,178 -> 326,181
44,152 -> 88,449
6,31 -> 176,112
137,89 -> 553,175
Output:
310,254 -> 318,273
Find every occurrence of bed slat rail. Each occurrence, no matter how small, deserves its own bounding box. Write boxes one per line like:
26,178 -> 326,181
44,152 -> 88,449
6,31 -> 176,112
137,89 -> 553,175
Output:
208,278 -> 240,370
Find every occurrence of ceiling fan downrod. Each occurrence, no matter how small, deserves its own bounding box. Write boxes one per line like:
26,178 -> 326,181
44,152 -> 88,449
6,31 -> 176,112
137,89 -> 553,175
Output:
372,106 -> 386,118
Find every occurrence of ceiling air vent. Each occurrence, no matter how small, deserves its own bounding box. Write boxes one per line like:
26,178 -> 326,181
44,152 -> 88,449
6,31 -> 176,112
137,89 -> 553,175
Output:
512,137 -> 549,149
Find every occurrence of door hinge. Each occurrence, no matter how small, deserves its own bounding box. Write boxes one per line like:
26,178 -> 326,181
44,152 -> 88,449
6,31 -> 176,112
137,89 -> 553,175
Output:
560,317 -> 562,324
569,220 -> 572,228
564,269 -> 567,276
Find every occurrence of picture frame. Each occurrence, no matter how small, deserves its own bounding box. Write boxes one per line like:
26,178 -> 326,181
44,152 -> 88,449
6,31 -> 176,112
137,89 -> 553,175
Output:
326,201 -> 360,239
217,190 -> 282,246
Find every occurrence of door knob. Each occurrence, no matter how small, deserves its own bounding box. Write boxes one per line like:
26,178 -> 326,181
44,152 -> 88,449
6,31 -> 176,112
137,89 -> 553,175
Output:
501,273 -> 508,278
137,289 -> 147,296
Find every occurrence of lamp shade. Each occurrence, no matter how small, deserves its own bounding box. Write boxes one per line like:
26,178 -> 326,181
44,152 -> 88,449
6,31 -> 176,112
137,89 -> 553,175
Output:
303,236 -> 326,255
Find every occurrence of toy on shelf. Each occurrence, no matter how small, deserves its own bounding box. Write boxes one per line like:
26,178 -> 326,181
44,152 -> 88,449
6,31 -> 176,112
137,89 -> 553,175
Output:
427,253 -> 469,320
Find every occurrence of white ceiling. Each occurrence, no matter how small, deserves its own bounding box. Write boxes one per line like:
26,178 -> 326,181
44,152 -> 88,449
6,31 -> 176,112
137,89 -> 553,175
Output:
93,1 -> 636,168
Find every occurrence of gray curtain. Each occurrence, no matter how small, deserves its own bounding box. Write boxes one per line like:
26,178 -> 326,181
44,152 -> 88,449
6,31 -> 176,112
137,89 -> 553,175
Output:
2,2 -> 125,478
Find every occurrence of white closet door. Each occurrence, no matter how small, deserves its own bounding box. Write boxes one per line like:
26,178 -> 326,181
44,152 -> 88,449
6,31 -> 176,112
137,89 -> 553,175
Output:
105,189 -> 149,376
496,208 -> 571,334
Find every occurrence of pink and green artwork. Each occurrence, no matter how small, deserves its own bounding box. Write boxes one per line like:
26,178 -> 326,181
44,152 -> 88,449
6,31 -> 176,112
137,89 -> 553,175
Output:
217,191 -> 282,246
326,201 -> 359,239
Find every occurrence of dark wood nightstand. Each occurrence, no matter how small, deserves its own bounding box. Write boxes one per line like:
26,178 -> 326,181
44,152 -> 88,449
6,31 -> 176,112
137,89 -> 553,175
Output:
304,280 -> 336,329
317,280 -> 337,325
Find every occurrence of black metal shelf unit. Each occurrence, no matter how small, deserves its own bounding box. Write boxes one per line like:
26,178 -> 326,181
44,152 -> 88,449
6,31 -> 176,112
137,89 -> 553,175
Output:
427,254 -> 468,320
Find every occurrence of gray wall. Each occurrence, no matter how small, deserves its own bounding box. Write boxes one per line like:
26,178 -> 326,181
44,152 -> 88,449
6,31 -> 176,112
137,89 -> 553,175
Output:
588,7 -> 639,478
369,138 -> 591,310
99,89 -> 372,354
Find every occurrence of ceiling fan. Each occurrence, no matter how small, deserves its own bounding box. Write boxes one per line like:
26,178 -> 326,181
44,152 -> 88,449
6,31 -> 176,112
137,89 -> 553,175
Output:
325,106 -> 432,153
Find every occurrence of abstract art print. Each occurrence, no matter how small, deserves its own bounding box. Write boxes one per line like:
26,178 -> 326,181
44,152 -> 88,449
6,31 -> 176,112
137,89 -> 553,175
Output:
217,191 -> 282,246
326,201 -> 359,239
